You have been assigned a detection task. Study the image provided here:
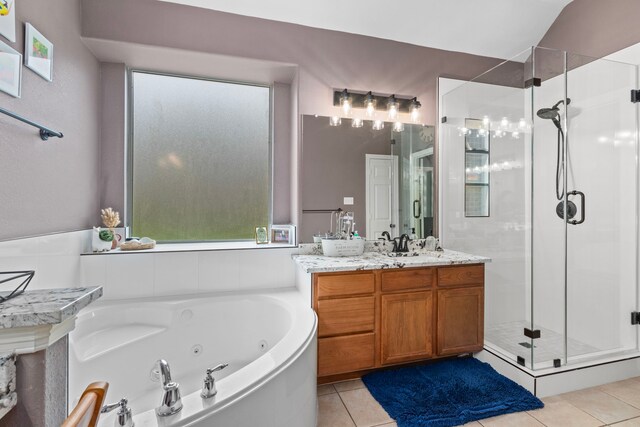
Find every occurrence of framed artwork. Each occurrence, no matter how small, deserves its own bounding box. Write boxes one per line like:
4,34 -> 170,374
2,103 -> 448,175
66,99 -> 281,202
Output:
24,23 -> 53,81
270,225 -> 296,245
0,0 -> 16,43
255,226 -> 268,245
0,39 -> 21,98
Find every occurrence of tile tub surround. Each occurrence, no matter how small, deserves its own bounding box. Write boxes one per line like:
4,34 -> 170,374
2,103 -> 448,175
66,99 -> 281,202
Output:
293,248 -> 490,273
0,287 -> 103,329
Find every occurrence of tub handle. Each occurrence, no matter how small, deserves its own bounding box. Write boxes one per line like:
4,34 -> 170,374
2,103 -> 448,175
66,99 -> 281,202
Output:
201,363 -> 229,399
101,398 -> 134,427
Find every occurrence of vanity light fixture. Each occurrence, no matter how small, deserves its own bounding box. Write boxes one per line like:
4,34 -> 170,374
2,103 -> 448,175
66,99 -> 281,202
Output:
351,118 -> 364,128
332,90 -> 420,117
482,116 -> 490,127
387,95 -> 399,120
339,89 -> 352,115
329,116 -> 342,126
518,118 -> 527,129
393,121 -> 405,132
372,120 -> 385,131
500,117 -> 509,127
410,97 -> 421,122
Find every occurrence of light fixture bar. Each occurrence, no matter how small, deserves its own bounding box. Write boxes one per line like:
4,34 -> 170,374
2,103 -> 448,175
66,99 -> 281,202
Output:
332,90 -> 420,114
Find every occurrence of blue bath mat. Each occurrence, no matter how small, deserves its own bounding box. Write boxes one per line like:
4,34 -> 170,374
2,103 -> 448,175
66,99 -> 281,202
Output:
362,358 -> 543,427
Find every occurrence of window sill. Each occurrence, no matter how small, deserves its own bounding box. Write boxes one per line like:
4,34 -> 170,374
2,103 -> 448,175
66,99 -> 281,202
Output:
81,241 -> 298,256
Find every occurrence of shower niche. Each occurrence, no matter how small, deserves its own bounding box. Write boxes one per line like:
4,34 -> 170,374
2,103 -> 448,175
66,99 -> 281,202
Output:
440,46 -> 639,373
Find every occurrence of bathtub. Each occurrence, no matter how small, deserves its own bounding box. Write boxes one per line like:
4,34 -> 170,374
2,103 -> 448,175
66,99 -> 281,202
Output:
69,289 -> 318,427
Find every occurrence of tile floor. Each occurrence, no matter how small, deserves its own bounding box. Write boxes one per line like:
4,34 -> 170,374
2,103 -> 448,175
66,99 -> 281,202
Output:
317,376 -> 640,427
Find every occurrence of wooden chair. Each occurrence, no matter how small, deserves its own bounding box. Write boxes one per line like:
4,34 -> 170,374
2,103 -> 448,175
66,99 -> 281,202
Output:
62,382 -> 109,427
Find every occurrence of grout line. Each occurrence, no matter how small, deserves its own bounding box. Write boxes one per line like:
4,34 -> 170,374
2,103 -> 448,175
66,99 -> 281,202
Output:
335,390 -> 358,427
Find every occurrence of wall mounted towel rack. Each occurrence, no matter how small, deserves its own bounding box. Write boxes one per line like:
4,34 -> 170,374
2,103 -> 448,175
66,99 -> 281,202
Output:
0,107 -> 64,140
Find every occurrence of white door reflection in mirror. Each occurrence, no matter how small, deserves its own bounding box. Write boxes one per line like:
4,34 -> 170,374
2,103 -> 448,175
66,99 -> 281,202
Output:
366,154 -> 399,240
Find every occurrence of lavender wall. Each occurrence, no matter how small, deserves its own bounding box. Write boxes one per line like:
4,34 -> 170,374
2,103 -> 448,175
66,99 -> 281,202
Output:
81,0 -> 509,228
0,0 -> 100,240
539,0 -> 640,58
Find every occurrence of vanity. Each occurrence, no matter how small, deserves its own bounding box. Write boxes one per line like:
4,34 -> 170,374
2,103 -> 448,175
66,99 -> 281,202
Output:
294,249 -> 490,383
0,286 -> 102,425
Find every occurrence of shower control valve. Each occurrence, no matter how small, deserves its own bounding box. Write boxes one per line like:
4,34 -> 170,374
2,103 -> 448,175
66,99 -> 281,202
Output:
201,363 -> 229,399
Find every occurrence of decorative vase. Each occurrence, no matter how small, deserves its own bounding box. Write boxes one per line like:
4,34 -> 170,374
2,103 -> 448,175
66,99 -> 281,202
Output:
92,227 -> 113,252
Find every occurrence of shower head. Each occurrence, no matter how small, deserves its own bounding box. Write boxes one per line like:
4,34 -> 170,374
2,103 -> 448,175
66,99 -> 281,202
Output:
536,98 -> 571,120
536,98 -> 571,130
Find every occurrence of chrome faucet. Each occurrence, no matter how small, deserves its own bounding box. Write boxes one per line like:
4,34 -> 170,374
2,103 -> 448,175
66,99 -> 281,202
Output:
201,363 -> 228,398
101,398 -> 134,427
155,359 -> 183,417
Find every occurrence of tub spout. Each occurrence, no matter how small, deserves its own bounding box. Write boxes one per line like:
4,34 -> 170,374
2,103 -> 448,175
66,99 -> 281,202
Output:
201,363 -> 228,399
155,359 -> 183,417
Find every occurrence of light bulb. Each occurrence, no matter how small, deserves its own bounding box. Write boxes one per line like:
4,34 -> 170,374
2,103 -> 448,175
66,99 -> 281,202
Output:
372,120 -> 384,131
512,131 -> 519,139
364,91 -> 376,117
329,116 -> 341,126
478,129 -> 486,135
351,118 -> 364,128
387,95 -> 399,120
482,116 -> 490,126
410,98 -> 421,123
518,118 -> 526,129
501,117 -> 509,127
339,89 -> 351,115
393,122 -> 405,132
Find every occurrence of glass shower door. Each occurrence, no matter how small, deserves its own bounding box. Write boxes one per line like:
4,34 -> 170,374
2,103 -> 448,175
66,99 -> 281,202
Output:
564,53 -> 639,364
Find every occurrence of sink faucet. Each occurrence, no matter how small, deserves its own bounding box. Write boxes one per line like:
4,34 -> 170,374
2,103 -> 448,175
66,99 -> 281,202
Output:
393,234 -> 411,253
156,359 -> 182,417
380,231 -> 392,241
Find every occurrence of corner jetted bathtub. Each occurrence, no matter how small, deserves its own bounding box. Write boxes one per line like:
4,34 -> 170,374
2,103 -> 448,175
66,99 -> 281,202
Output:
69,289 -> 317,427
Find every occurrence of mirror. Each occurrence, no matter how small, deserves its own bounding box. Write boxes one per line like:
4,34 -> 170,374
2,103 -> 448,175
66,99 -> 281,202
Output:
300,115 -> 435,243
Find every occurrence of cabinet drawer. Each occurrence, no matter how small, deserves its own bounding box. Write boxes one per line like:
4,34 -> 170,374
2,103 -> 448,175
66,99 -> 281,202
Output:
381,268 -> 434,292
318,333 -> 375,376
317,296 -> 375,337
316,273 -> 375,298
438,265 -> 484,287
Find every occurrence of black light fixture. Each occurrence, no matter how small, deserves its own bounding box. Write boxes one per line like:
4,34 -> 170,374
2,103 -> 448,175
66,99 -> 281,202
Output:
410,97 -> 421,123
332,90 -> 420,117
387,95 -> 399,120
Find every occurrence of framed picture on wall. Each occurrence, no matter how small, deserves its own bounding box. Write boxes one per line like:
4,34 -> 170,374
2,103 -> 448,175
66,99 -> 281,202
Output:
270,225 -> 296,245
24,23 -> 53,81
0,0 -> 16,42
0,39 -> 21,98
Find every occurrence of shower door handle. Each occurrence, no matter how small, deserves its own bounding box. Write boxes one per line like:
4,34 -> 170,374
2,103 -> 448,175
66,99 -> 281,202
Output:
413,200 -> 421,219
568,190 -> 585,225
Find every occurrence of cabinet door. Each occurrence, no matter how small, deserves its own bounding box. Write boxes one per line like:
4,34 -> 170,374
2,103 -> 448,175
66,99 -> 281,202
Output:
381,291 -> 433,365
437,286 -> 484,355
318,333 -> 376,377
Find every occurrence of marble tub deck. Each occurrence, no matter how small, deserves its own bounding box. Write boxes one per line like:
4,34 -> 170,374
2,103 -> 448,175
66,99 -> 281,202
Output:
293,249 -> 490,273
0,287 -> 103,329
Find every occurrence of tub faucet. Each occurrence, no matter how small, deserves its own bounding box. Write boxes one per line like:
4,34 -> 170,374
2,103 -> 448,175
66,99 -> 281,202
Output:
156,359 -> 183,417
101,398 -> 134,427
201,363 -> 229,398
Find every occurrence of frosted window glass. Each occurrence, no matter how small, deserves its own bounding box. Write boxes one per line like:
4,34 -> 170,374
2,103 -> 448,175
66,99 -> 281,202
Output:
131,72 -> 271,241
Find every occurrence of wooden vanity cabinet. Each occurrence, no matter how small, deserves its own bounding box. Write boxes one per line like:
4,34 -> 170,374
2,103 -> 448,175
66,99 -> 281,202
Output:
313,264 -> 484,382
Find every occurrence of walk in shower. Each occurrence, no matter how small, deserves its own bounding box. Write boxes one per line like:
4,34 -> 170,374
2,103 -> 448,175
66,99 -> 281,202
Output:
440,46 -> 639,371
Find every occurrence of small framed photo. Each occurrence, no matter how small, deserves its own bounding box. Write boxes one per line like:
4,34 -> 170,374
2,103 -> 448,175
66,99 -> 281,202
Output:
255,226 -> 268,245
0,39 -> 21,98
24,23 -> 53,81
270,225 -> 296,245
0,0 -> 16,42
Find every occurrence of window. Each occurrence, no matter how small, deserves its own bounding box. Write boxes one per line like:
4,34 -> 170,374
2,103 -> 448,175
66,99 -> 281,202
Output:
129,71 -> 271,241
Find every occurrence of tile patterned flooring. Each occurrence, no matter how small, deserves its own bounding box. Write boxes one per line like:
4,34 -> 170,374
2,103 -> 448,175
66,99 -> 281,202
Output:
317,376 -> 640,427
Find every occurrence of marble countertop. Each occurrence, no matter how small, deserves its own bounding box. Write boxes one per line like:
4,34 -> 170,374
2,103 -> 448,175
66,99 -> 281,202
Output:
0,287 -> 103,329
293,249 -> 490,273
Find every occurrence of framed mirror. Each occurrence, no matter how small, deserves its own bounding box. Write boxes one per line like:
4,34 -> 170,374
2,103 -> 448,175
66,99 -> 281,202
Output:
300,115 -> 435,243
